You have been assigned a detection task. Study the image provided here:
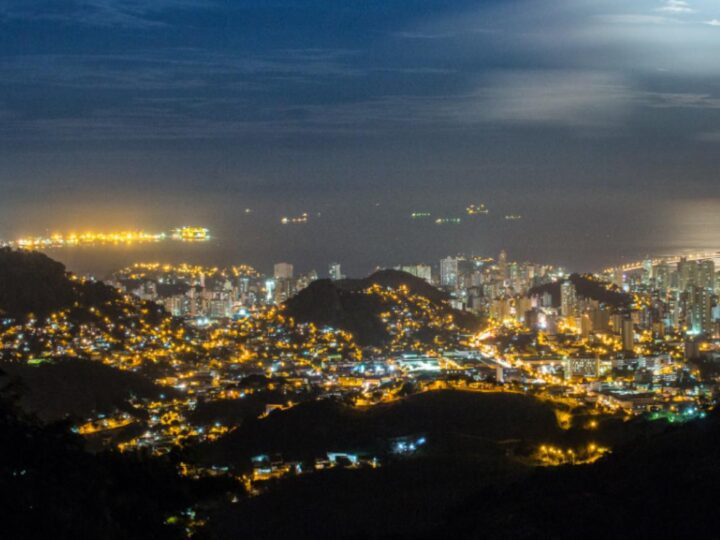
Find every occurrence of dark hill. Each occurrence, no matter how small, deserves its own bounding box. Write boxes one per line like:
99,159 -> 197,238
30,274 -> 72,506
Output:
0,382 -> 229,540
206,405 -> 720,540
0,358 -> 174,423
337,269 -> 449,304
0,248 -> 76,318
529,273 -> 631,308
188,391 -> 287,427
283,270 -> 480,346
201,390 -> 561,466
0,248 -> 145,321
440,409 -> 720,538
283,279 -> 387,345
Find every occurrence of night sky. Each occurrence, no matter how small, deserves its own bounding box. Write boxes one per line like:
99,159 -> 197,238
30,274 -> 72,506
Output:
2,0 -> 720,276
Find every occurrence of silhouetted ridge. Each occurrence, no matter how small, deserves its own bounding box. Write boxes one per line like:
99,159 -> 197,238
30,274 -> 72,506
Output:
0,358 -> 174,423
0,386 -> 230,539
0,248 -> 76,318
283,270 -> 478,346
202,390 -> 560,466
528,273 -> 631,308
337,269 -> 450,304
0,248 -> 165,326
438,409 -> 720,538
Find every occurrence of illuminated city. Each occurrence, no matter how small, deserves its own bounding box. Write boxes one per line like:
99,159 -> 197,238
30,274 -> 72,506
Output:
3,227 -> 211,250
3,0 -> 720,538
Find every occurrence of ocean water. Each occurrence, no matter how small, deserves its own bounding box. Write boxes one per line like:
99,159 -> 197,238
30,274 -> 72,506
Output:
41,198 -> 720,279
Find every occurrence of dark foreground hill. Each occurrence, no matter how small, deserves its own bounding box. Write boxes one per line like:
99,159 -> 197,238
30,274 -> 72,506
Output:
0,248 -> 75,318
441,409 -> 720,538
206,408 -> 720,539
0,248 -> 134,320
201,390 -> 562,467
0,358 -> 172,423
0,374 -> 232,540
282,269 -> 481,346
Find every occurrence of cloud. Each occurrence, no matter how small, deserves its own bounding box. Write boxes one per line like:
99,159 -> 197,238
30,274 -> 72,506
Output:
1,0 -> 214,28
0,47 -> 368,141
391,28 -> 496,40
466,71 -> 632,128
594,14 -> 675,25
705,19 -> 720,26
4,0 -> 720,144
641,92 -> 720,108
657,0 -> 695,14
255,70 -> 635,133
0,71 -> 635,143
399,0 -> 720,75
0,48 -> 361,92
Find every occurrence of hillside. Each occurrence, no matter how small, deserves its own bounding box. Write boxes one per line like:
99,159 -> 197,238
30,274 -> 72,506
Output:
0,248 -> 76,318
337,269 -> 450,304
0,249 -> 184,369
438,409 -> 720,538
206,406 -> 720,539
0,358 -> 173,423
0,248 -> 164,323
201,390 -> 562,466
0,382 -> 229,540
528,273 -> 631,308
283,270 -> 481,346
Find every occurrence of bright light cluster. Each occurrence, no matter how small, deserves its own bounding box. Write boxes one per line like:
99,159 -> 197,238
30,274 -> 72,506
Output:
7,227 -> 211,249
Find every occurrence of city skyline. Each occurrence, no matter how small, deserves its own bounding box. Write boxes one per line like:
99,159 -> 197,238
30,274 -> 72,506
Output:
4,3 -> 720,537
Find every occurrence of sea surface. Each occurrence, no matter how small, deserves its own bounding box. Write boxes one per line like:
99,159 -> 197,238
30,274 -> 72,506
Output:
39,198 -> 720,279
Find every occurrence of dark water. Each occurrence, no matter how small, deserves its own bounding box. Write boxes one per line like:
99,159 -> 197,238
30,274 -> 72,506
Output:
41,198 -> 720,279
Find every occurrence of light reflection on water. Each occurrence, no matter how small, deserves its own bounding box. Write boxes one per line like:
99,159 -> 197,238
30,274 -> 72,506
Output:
662,199 -> 720,255
36,199 -> 720,277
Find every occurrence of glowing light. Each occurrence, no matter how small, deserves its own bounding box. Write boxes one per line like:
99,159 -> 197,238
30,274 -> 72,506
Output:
10,227 -> 211,249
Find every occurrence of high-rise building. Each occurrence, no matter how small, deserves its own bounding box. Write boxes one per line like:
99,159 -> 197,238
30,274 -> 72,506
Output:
560,280 -> 577,318
698,259 -> 715,291
612,269 -> 624,289
440,257 -> 459,289
498,250 -> 508,281
295,270 -> 318,293
642,259 -> 653,286
539,291 -> 554,308
329,263 -> 343,281
400,264 -> 432,283
653,262 -> 671,292
237,276 -> 250,295
209,292 -> 232,318
274,262 -> 294,280
264,279 -> 275,304
688,285 -> 713,336
274,278 -> 294,304
622,316 -> 634,353
677,258 -> 698,292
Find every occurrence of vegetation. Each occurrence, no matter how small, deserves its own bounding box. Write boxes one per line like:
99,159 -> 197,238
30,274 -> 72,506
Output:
283,270 -> 481,346
205,408 -> 720,539
0,371 -> 233,540
202,390 -> 562,465
0,358 -> 172,423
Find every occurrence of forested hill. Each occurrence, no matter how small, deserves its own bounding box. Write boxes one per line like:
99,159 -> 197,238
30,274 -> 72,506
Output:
0,248 -> 162,323
283,269 -> 480,346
